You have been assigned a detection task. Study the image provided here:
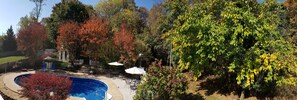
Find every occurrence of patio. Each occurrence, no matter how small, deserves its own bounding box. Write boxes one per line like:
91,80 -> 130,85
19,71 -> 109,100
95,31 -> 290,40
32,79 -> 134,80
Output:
0,70 -> 139,100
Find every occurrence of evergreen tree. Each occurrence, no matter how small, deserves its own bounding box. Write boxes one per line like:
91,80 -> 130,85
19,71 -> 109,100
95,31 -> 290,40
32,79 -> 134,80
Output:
2,26 -> 17,51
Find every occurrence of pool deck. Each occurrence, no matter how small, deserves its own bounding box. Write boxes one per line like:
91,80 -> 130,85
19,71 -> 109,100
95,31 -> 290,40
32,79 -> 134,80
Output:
0,71 -> 125,100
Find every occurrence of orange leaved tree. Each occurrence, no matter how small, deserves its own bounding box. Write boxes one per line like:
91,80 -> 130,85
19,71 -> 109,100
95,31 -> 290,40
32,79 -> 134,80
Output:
17,22 -> 47,66
79,17 -> 108,65
57,21 -> 80,65
113,24 -> 136,66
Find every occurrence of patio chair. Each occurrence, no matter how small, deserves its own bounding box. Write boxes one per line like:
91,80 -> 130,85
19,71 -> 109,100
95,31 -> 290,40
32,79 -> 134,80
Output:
125,79 -> 131,84
130,85 -> 137,90
42,62 -> 47,71
51,63 -> 56,70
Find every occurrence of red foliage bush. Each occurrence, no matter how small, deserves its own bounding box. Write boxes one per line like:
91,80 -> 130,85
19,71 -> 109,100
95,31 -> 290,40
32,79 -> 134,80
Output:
20,73 -> 72,100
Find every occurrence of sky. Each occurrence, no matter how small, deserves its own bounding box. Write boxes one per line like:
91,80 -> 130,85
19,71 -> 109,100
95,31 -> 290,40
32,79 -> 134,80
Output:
0,0 -> 286,35
0,0 -> 157,35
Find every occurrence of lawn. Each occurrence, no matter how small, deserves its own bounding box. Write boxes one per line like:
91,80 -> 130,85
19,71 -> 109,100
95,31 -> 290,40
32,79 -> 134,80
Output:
0,56 -> 27,65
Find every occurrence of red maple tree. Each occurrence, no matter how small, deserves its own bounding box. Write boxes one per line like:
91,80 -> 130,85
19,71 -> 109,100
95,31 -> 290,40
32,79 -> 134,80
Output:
20,73 -> 72,100
79,17 -> 108,63
17,22 -> 47,60
57,21 -> 80,64
113,24 -> 136,66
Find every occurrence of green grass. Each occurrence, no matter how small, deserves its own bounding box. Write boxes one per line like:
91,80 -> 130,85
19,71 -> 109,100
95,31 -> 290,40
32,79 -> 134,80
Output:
0,56 -> 27,65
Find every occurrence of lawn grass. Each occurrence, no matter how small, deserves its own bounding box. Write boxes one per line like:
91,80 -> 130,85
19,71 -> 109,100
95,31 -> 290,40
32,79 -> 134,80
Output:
0,56 -> 27,65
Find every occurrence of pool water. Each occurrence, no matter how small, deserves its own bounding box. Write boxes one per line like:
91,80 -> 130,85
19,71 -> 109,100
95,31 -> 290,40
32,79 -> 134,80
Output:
14,74 -> 108,100
69,77 -> 108,100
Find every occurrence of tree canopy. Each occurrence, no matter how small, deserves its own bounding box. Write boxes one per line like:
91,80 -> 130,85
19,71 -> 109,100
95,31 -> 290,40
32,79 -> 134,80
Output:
79,17 -> 108,62
171,0 -> 297,92
57,21 -> 80,64
17,22 -> 47,59
46,0 -> 91,48
113,24 -> 136,66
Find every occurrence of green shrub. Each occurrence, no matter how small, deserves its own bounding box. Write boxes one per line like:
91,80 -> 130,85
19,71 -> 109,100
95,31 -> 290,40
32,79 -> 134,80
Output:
55,61 -> 69,69
134,60 -> 188,100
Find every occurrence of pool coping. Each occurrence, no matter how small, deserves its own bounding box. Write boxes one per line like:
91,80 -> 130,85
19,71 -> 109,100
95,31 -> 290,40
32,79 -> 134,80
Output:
3,71 -> 33,94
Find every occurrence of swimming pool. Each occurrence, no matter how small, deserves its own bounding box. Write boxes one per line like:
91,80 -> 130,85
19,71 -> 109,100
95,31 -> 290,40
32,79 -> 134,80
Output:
14,74 -> 108,100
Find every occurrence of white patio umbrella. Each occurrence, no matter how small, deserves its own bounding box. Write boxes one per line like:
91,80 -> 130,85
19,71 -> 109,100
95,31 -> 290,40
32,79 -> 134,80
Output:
125,66 -> 146,75
108,62 -> 124,66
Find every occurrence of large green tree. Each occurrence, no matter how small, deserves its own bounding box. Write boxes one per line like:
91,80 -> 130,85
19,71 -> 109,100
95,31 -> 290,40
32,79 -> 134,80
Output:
96,0 -> 136,18
46,0 -> 91,48
2,26 -> 17,51
144,0 -> 193,65
171,0 -> 297,93
144,3 -> 169,64
96,0 -> 144,35
110,9 -> 142,34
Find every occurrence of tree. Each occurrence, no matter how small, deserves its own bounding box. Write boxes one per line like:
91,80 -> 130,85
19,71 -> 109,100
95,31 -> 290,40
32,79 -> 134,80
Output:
283,0 -> 297,46
20,73 -> 72,100
96,39 -> 120,65
29,0 -> 46,21
96,0 -> 123,18
113,24 -> 136,66
145,3 -> 169,64
2,26 -> 17,51
110,9 -> 142,35
46,0 -> 90,48
79,17 -> 108,64
162,0 -> 190,31
18,15 -> 35,30
57,21 -> 80,65
96,0 -> 136,18
171,0 -> 297,94
17,22 -> 47,61
96,0 -> 142,35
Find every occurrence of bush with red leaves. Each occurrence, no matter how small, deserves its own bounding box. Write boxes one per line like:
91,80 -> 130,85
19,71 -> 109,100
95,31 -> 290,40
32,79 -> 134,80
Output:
20,73 -> 72,100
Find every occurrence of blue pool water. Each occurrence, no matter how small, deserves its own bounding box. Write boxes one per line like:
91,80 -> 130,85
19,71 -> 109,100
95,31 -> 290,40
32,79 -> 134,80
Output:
14,74 -> 108,100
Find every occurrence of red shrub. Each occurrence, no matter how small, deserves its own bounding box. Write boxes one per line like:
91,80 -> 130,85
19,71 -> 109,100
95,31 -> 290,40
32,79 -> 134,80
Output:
20,73 -> 72,100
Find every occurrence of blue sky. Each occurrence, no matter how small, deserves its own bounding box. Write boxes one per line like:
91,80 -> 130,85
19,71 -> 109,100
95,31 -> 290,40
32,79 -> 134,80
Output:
0,0 -> 285,35
0,0 -> 156,35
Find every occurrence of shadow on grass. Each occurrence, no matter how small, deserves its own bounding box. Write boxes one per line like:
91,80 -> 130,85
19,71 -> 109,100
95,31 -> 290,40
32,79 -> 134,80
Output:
198,75 -> 241,96
177,92 -> 204,100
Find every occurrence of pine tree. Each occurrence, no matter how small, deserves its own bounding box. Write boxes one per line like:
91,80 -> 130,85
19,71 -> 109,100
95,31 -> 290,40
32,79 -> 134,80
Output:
3,26 -> 17,51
